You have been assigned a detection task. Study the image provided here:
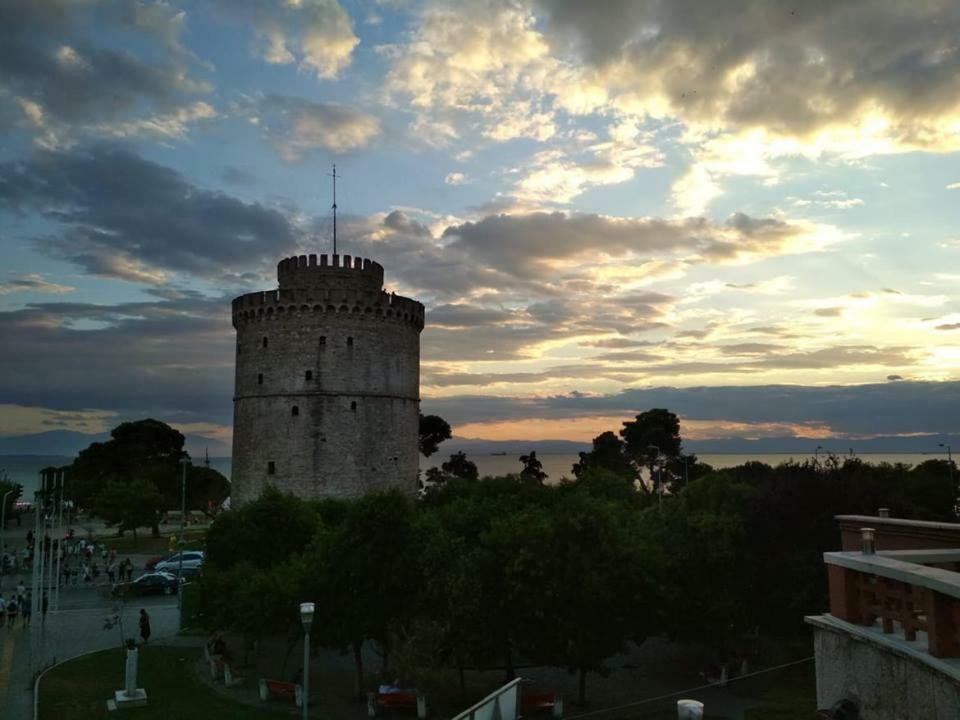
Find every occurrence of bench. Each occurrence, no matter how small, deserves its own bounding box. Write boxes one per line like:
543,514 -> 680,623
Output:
259,679 -> 302,707
520,691 -> 563,717
367,690 -> 427,718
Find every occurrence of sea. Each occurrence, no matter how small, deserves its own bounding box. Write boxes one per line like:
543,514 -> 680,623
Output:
0,452 -> 944,497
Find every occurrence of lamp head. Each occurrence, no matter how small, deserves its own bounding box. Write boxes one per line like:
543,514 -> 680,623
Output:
300,601 -> 315,630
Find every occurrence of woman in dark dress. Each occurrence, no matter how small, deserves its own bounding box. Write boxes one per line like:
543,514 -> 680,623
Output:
139,608 -> 151,644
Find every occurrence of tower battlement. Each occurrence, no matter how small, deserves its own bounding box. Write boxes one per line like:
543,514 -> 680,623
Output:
278,254 -> 384,291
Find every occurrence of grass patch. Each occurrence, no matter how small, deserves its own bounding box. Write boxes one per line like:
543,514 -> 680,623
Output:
738,660 -> 816,720
99,527 -> 208,555
39,646 -> 289,720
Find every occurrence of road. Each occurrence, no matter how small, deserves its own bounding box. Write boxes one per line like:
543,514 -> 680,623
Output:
0,584 -> 182,720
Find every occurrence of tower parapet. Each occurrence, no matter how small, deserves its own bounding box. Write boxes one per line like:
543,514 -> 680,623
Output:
277,253 -> 384,291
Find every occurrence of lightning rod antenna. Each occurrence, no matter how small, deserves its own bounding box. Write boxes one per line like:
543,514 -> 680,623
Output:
329,164 -> 339,256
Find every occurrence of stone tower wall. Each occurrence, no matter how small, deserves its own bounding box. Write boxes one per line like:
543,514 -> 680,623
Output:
231,253 -> 424,505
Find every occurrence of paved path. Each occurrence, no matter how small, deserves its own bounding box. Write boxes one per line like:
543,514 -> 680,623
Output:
0,589 -> 182,720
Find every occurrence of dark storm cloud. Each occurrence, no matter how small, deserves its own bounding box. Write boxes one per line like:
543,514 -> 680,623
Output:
0,296 -> 234,426
441,211 -> 821,279
0,145 -> 301,284
423,381 -> 960,438
538,0 -> 960,142
0,0 -> 207,130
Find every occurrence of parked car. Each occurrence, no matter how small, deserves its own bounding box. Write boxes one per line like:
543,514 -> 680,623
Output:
153,550 -> 204,573
112,572 -> 180,597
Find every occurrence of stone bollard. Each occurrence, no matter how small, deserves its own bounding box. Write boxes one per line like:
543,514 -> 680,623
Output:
110,641 -> 148,708
552,695 -> 564,718
416,693 -> 427,719
878,507 -> 890,518
677,699 -> 704,719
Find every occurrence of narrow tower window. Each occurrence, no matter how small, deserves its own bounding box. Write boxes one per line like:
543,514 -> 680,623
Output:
305,370 -> 313,381
257,373 -> 264,385
291,406 -> 299,417
262,336 -> 268,349
267,461 -> 276,475
319,336 -> 326,345
347,336 -> 354,347
350,401 -> 357,411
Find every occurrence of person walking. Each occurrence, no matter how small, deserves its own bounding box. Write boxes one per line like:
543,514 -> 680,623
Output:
41,593 -> 48,624
139,608 -> 151,645
0,595 -> 6,628
6,595 -> 18,628
21,590 -> 31,627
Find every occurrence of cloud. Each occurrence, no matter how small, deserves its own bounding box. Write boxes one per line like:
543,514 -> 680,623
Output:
0,295 -> 235,427
444,172 -> 467,185
252,95 -> 381,161
424,381 -> 960,438
211,0 -> 358,79
947,182 -> 960,190
0,274 -> 74,296
1,0 -> 211,146
0,145 -> 301,284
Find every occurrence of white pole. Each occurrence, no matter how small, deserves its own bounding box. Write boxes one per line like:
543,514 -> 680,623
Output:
54,469 -> 65,611
178,459 -> 186,609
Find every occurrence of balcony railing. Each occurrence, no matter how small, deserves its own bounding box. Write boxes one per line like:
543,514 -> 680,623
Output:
825,546 -> 960,658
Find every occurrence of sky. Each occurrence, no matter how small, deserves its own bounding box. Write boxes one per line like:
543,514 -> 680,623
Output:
2,0 -> 960,456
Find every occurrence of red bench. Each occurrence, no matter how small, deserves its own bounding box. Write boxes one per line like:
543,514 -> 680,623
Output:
367,690 -> 426,718
259,679 -> 301,706
521,691 -> 563,717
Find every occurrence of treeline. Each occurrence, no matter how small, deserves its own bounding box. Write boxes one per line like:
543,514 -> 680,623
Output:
195,434 -> 956,704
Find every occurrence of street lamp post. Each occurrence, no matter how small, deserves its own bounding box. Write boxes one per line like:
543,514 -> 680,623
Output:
177,458 -> 188,609
300,602 -> 315,720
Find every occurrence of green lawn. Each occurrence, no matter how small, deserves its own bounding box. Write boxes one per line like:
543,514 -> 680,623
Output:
99,527 -> 208,555
38,646 -> 290,720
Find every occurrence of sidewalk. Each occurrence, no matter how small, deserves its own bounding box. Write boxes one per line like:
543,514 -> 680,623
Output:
0,601 -> 184,720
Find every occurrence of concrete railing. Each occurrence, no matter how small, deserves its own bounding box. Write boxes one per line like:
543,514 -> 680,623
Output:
836,514 -> 960,552
450,678 -> 522,720
825,548 -> 960,657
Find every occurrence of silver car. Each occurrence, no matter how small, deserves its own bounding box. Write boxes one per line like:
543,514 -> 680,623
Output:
153,550 -> 204,573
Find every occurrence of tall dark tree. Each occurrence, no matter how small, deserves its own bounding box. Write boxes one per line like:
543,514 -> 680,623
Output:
519,451 -> 547,484
185,465 -> 231,517
69,419 -> 187,536
442,451 -> 479,481
93,478 -> 163,543
418,413 -> 452,457
572,431 -> 635,481
620,409 -> 682,495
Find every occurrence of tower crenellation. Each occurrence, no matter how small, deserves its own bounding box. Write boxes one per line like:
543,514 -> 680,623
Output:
230,253 -> 423,505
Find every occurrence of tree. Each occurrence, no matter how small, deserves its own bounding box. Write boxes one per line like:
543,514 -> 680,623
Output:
418,414 -> 452,457
620,410 -> 683,496
0,477 -> 22,527
204,486 -> 319,571
93,479 -> 163,543
185,465 -> 231,517
572,431 -> 635,481
442,452 -> 478,481
549,491 -> 650,704
305,490 -> 421,696
69,419 -> 188,536
519,451 -> 547,484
